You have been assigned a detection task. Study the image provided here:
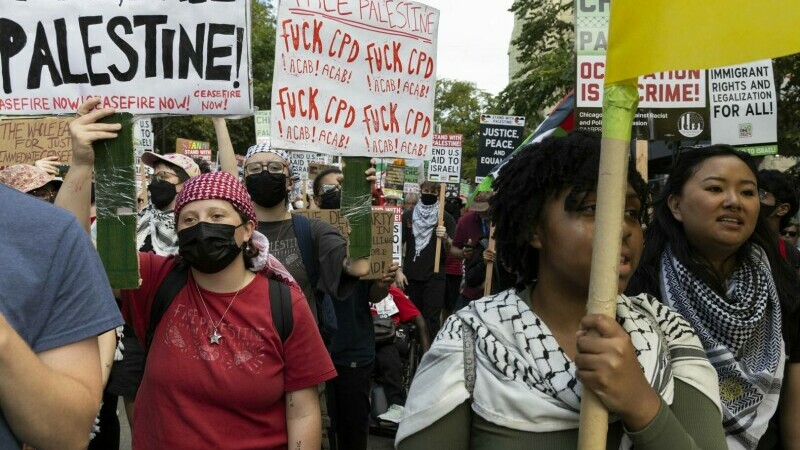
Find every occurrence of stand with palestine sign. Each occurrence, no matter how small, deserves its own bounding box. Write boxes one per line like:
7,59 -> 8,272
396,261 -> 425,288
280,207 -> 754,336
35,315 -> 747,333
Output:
475,114 -> 525,183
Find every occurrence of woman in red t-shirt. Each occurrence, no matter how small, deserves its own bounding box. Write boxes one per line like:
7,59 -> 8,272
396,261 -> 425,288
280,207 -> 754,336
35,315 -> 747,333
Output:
62,99 -> 336,450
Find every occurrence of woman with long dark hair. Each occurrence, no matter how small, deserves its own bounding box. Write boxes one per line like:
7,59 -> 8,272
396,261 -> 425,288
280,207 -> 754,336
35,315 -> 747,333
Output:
628,145 -> 800,449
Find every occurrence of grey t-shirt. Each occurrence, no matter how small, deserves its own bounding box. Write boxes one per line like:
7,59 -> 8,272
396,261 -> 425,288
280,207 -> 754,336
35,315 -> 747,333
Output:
258,217 -> 358,320
0,185 -> 123,447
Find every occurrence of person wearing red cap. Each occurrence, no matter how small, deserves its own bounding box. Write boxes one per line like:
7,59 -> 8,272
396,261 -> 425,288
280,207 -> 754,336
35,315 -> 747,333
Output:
59,99 -> 335,450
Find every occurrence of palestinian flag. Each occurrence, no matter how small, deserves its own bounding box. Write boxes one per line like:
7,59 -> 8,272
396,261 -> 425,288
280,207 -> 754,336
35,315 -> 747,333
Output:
471,90 -> 575,200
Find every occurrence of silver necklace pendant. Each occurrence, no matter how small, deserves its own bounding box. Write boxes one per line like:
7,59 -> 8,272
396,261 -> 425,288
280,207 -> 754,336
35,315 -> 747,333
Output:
209,328 -> 222,345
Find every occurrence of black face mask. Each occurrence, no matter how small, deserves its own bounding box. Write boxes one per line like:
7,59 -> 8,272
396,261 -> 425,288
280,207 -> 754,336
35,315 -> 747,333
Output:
246,172 -> 287,208
178,222 -> 244,274
148,180 -> 177,210
319,190 -> 341,210
420,193 -> 438,206
444,200 -> 461,220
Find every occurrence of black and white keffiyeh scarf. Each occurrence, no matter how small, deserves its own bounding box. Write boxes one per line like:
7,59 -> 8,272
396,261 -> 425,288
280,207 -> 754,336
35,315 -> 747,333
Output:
660,246 -> 784,450
136,204 -> 178,256
396,289 -> 720,448
411,201 -> 439,260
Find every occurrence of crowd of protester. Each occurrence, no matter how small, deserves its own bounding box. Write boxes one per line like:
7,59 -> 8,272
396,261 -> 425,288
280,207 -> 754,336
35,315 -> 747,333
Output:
1,104 -> 800,450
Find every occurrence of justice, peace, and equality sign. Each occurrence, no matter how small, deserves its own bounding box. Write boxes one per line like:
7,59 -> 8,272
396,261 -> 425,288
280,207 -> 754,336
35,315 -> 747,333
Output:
0,0 -> 253,115
270,0 -> 440,158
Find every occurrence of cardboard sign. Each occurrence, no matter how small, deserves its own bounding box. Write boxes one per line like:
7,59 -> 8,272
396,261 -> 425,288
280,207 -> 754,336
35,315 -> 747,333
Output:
428,133 -> 462,183
176,138 -> 212,161
0,118 -> 72,166
292,208 -> 394,279
0,0 -> 253,115
374,205 -> 402,266
476,115 -> 525,180
254,110 -> 271,145
184,148 -> 213,162
709,60 -> 777,155
271,0 -> 439,158
383,164 -> 405,198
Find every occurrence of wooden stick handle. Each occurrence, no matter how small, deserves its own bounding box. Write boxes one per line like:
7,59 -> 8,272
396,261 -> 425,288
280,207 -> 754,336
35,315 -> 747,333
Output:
433,183 -> 446,273
577,136 -> 630,450
483,224 -> 496,296
636,139 -> 648,181
138,161 -> 148,212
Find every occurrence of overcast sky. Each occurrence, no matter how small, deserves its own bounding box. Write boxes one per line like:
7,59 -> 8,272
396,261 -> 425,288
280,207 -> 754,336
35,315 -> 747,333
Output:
268,0 -> 516,95
418,0 -> 515,94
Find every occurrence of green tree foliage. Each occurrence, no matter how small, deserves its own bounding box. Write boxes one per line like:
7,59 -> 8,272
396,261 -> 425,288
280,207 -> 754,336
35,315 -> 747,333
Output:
152,0 -> 275,156
495,0 -> 574,128
501,0 -> 800,156
434,79 -> 495,181
774,55 -> 800,155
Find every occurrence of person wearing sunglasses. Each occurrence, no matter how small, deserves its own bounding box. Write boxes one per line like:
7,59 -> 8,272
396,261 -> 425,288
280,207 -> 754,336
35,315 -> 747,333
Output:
757,170 -> 800,271
781,222 -> 799,248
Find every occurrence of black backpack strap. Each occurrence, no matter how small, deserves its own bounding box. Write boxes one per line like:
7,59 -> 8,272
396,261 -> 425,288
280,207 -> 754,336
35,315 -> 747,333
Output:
269,277 -> 294,343
291,214 -> 318,288
146,263 -> 189,355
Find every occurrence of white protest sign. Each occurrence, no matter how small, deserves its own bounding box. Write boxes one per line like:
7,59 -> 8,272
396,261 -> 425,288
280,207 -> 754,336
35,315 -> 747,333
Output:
0,0 -> 253,115
575,3 -> 708,139
375,205 -> 402,267
133,119 -> 153,158
709,60 -> 777,151
578,58 -> 706,110
271,0 -> 439,158
255,110 -> 271,145
428,133 -> 461,183
288,151 -> 335,194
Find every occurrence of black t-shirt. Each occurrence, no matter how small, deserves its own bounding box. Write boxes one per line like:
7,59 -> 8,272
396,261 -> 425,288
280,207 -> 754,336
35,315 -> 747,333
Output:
329,281 -> 375,367
258,218 -> 358,320
401,209 -> 456,281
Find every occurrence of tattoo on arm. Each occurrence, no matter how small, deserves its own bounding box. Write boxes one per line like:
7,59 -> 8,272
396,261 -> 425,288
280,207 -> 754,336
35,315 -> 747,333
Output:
287,392 -> 294,408
295,440 -> 302,449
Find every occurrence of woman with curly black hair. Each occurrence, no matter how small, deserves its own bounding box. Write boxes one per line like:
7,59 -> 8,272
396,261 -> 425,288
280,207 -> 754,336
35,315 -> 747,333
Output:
627,146 -> 800,449
395,131 -> 727,449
